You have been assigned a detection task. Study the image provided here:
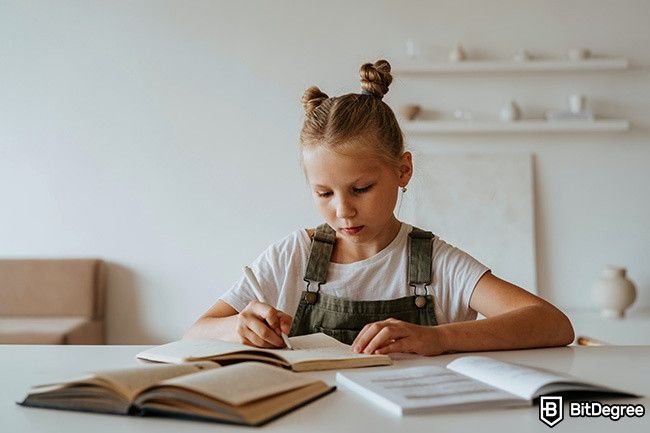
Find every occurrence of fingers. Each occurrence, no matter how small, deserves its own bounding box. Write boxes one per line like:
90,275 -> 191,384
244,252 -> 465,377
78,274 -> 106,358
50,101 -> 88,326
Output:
247,317 -> 284,347
364,326 -> 407,355
237,333 -> 259,348
353,319 -> 407,354
354,322 -> 442,356
249,301 -> 294,335
236,317 -> 271,348
278,311 -> 293,335
239,301 -> 293,348
373,339 -> 411,354
246,301 -> 280,332
239,327 -> 278,348
352,323 -> 380,353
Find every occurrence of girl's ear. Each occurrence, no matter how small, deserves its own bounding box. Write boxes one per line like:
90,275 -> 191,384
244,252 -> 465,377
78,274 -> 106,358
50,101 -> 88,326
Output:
397,151 -> 413,187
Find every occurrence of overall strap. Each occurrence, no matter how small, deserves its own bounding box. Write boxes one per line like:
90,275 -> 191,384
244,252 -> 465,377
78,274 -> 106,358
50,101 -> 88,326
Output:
303,223 -> 336,283
408,227 -> 435,286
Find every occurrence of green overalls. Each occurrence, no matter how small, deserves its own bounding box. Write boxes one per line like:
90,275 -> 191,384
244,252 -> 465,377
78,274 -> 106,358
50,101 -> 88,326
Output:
288,223 -> 438,345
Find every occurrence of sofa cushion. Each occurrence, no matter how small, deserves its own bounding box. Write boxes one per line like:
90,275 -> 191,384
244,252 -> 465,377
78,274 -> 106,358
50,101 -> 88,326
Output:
0,317 -> 93,344
0,259 -> 105,318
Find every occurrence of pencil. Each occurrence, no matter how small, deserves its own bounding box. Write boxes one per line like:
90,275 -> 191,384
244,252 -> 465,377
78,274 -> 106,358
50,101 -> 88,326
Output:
243,266 -> 293,350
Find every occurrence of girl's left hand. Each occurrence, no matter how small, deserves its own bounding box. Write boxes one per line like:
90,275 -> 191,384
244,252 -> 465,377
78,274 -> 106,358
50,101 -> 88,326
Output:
351,318 -> 444,356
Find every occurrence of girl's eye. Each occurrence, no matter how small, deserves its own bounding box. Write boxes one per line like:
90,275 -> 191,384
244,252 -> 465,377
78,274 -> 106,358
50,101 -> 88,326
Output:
353,185 -> 373,194
317,191 -> 332,198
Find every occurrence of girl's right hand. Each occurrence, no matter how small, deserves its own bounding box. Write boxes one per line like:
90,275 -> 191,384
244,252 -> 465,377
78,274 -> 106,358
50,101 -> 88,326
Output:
236,300 -> 293,348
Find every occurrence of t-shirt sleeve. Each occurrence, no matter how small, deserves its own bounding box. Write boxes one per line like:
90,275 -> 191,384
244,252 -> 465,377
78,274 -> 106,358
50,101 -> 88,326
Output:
432,238 -> 490,324
218,232 -> 298,313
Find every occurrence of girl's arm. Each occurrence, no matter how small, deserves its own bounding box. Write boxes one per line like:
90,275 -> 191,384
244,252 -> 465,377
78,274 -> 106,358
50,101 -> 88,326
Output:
435,272 -> 574,353
352,272 -> 575,355
184,299 -> 293,348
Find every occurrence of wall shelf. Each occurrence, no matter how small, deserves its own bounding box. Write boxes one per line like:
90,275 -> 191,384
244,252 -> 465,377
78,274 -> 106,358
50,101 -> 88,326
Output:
402,119 -> 630,134
394,58 -> 629,74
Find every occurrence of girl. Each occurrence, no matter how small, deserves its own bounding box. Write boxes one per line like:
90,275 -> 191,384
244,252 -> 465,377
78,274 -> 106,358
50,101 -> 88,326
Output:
185,60 -> 574,356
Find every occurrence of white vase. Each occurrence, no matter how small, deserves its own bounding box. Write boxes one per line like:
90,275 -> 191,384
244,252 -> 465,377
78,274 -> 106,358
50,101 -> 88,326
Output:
591,266 -> 637,319
568,48 -> 591,61
569,94 -> 587,113
499,100 -> 521,121
448,43 -> 466,62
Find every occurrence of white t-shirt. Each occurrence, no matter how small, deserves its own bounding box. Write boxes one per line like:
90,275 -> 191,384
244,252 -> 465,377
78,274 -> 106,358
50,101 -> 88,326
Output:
220,223 -> 490,324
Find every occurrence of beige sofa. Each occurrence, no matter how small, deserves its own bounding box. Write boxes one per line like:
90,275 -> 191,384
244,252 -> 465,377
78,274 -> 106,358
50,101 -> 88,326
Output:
0,259 -> 106,344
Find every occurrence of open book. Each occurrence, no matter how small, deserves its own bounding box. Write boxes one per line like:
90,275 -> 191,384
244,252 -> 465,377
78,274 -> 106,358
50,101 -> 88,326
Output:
19,361 -> 334,426
136,332 -> 392,372
336,355 -> 639,416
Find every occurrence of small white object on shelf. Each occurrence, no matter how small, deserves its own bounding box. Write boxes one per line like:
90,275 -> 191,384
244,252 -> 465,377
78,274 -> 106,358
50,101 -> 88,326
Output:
569,94 -> 587,113
405,38 -> 420,60
512,49 -> 532,62
393,58 -> 628,74
591,266 -> 637,319
568,48 -> 591,61
448,43 -> 467,62
402,119 -> 629,134
499,100 -> 522,121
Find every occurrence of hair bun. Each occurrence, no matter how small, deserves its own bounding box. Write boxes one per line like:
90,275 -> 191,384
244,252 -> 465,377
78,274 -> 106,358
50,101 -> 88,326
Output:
359,59 -> 393,99
302,86 -> 329,115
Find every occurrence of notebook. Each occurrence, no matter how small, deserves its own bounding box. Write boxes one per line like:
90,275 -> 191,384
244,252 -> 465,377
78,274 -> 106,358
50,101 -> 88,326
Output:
136,332 -> 392,372
19,361 -> 334,426
336,355 -> 639,416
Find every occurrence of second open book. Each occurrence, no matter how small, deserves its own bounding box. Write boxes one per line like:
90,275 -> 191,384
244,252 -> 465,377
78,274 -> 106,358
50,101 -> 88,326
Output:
136,332 -> 392,372
336,355 -> 639,416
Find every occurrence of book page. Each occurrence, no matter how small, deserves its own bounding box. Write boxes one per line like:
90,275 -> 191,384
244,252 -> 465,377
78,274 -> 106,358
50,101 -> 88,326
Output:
447,356 -> 574,400
31,362 -> 219,401
288,333 -> 350,349
265,333 -> 390,364
152,362 -> 319,406
337,366 -> 524,414
137,339 -> 274,363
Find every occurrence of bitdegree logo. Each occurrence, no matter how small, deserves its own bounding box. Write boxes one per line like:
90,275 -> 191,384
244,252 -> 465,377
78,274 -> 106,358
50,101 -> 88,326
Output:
539,396 -> 645,427
570,401 -> 645,421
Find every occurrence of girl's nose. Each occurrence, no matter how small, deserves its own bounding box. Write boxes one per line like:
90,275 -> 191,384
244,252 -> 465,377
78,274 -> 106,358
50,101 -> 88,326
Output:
335,197 -> 356,219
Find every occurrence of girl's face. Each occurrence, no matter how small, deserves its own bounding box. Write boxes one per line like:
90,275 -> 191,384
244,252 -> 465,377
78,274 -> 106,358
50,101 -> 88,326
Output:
302,143 -> 412,247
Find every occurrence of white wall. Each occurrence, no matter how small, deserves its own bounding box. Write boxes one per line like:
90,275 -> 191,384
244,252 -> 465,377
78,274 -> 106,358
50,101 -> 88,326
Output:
1,0 -> 648,343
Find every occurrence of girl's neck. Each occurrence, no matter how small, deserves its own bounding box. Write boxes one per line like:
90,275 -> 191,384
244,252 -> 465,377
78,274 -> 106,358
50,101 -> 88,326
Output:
331,217 -> 402,264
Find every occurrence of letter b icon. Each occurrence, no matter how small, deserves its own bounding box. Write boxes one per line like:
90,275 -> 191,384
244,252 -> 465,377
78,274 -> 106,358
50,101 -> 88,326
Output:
539,396 -> 564,427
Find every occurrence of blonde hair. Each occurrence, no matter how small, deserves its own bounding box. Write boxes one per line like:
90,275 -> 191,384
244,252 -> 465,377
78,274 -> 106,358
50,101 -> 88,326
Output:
299,60 -> 404,166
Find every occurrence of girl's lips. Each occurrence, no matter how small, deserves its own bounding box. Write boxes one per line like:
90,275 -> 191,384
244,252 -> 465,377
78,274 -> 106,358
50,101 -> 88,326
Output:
342,226 -> 364,235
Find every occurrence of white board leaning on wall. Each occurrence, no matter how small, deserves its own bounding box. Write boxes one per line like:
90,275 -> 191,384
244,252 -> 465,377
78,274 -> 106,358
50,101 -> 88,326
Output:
400,152 -> 536,294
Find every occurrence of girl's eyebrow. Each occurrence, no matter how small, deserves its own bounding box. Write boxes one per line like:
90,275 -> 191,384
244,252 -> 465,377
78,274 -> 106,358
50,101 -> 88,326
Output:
312,176 -> 375,189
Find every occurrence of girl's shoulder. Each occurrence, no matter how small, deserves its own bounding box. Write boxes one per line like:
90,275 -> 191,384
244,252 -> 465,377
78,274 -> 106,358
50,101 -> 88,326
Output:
253,229 -> 312,268
264,228 -> 322,253
270,228 -> 312,250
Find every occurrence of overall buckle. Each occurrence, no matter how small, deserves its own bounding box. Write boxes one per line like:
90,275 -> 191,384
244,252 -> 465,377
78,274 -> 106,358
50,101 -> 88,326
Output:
303,279 -> 322,305
410,284 -> 429,308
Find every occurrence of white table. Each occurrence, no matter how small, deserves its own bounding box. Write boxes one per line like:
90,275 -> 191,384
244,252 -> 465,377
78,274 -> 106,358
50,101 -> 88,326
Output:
2,344 -> 649,432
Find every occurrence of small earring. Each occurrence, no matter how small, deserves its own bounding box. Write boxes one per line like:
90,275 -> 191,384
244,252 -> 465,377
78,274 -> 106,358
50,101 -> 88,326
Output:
401,187 -> 407,193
